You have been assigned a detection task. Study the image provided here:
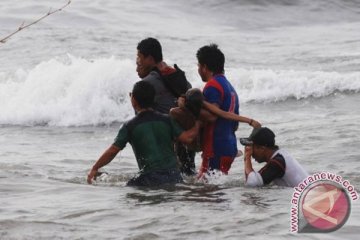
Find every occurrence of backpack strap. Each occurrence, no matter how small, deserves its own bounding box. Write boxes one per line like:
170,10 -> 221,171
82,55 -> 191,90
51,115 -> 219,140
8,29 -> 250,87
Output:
155,64 -> 192,98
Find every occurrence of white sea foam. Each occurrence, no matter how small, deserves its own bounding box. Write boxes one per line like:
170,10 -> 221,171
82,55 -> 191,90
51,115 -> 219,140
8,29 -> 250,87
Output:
0,55 -> 135,126
226,68 -> 360,103
1,55 -> 359,126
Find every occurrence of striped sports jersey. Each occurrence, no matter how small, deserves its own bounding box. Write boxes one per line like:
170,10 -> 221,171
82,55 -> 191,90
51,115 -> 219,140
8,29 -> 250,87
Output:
202,74 -> 239,160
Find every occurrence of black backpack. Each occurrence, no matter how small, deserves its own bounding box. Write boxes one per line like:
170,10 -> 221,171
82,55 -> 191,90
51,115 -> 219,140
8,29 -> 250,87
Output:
157,64 -> 192,98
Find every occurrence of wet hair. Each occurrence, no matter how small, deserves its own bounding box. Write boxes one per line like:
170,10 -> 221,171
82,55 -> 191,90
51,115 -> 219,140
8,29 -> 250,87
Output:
132,81 -> 155,108
137,38 -> 163,63
196,44 -> 225,74
185,88 -> 203,117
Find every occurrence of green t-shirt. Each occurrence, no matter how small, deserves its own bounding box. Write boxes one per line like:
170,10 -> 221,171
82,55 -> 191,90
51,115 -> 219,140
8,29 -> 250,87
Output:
113,110 -> 183,174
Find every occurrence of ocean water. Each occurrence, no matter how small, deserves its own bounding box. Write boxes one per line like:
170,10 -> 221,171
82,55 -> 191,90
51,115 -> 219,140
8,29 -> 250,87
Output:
0,0 -> 359,239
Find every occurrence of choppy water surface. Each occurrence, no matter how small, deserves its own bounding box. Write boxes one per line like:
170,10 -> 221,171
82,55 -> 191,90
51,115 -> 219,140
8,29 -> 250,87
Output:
0,0 -> 359,239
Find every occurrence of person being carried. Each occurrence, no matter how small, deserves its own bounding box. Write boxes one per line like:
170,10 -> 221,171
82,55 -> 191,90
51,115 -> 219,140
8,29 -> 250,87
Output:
87,81 -> 200,187
170,88 -> 261,174
240,127 -> 309,187
169,88 -> 204,175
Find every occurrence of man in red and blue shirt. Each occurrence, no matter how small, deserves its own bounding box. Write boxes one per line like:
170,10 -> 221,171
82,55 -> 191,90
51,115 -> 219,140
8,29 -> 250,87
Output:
197,44 -> 240,177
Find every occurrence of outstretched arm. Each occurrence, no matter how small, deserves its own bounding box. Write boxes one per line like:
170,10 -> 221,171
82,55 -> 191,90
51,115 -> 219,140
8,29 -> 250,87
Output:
87,145 -> 121,184
203,101 -> 261,128
199,106 -> 218,123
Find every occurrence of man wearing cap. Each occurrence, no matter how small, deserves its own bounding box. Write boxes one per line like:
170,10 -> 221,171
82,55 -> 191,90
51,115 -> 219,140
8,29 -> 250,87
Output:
240,127 -> 308,187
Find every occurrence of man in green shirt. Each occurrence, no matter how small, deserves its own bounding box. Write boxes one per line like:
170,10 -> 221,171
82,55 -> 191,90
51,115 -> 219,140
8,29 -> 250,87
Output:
87,81 -> 200,187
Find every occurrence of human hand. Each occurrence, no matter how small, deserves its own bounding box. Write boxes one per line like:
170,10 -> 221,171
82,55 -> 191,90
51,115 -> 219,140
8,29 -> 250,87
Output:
177,96 -> 185,108
244,146 -> 252,161
87,168 -> 98,184
250,119 -> 261,129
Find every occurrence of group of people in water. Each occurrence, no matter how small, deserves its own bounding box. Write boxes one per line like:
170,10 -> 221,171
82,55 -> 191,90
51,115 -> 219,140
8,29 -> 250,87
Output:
87,38 -> 308,188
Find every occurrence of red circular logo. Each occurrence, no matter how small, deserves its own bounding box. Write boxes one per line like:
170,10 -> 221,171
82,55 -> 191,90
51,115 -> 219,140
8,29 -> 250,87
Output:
301,182 -> 351,232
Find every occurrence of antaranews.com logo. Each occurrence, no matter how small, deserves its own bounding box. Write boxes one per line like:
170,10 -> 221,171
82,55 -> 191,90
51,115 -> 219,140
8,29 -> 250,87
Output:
290,172 -> 358,233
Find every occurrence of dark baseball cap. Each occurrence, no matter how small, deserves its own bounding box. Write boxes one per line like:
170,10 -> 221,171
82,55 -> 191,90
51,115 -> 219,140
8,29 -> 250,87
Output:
239,127 -> 276,147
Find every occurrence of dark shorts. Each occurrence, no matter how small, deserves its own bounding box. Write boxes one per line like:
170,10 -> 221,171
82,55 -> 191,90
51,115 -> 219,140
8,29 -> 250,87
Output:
176,142 -> 196,176
126,168 -> 183,187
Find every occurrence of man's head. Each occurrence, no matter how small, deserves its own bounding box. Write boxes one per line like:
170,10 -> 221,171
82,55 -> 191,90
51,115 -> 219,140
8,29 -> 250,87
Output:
131,81 -> 155,111
240,127 -> 277,163
136,38 -> 163,78
196,44 -> 225,82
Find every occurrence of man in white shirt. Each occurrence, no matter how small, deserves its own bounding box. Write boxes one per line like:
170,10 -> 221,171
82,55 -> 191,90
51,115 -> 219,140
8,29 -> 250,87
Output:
240,127 -> 308,187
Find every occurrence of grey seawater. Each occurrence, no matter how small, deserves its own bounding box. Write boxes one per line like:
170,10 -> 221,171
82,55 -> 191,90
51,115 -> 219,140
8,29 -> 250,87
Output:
1,0 -> 360,239
1,93 -> 359,239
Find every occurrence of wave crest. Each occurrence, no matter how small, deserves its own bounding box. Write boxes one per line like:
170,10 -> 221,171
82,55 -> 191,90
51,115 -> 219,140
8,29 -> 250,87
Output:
227,68 -> 360,103
1,56 -> 359,126
0,55 -> 135,126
